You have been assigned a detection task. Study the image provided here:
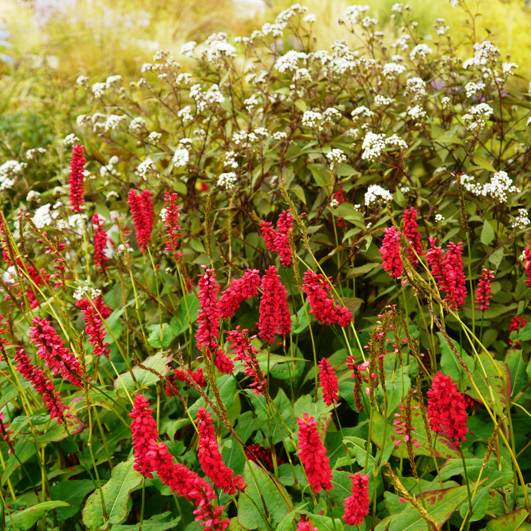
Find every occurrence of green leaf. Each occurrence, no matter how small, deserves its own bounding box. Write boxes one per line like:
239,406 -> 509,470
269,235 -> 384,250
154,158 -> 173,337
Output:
292,305 -> 312,334
238,461 -> 291,530
438,332 -> 475,386
436,136 -> 464,146
6,501 -> 70,531
111,514 -> 181,530
172,293 -> 200,336
485,508 -> 529,531
147,323 -> 174,349
506,350 -> 528,397
114,352 -> 171,395
336,163 -> 359,177
458,485 -> 489,522
481,220 -> 495,245
82,457 -> 143,530
336,202 -> 362,222
1,441 -> 36,486
473,155 -> 497,172
51,480 -> 95,521
489,248 -> 504,268
295,99 -> 307,112
375,483 -> 475,531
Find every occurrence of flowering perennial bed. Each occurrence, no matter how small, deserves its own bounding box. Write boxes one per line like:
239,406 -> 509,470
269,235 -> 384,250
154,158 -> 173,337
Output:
1,2 -> 531,530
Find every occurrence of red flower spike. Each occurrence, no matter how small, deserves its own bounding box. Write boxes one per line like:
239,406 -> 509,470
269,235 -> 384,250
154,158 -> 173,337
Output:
196,407 -> 246,494
77,299 -> 111,358
524,247 -> 531,287
380,226 -> 403,279
68,145 -> 86,212
302,270 -> 352,327
403,207 -> 423,264
509,315 -> 526,347
427,372 -> 468,445
475,269 -> 494,311
0,411 -> 14,454
319,358 -> 339,406
29,317 -> 83,389
259,210 -> 293,266
16,348 -> 69,423
297,413 -> 333,493
443,242 -> 467,309
92,214 -> 109,273
162,192 -> 182,260
244,444 -> 284,471
94,295 -> 112,319
297,522 -> 318,531
128,189 -> 154,253
343,472 -> 370,526
218,269 -> 260,319
165,368 -> 207,396
258,266 -> 292,343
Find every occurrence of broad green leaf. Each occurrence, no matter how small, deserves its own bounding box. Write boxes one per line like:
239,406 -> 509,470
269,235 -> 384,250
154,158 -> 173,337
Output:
6,501 -> 70,531
114,352 -> 171,394
147,323 -> 174,349
375,483 -> 476,531
506,350 -> 528,397
292,305 -> 312,334
238,461 -> 291,530
302,512 -> 344,531
111,514 -> 181,530
512,323 -> 531,343
51,480 -> 95,521
459,485 -> 489,522
473,155 -> 497,172
336,163 -> 359,177
436,136 -> 464,145
172,293 -> 200,336
481,220 -> 495,245
438,332 -> 474,387
82,457 -> 143,530
336,202 -> 362,222
485,508 -> 529,531
489,248 -> 504,268
1,441 -> 36,486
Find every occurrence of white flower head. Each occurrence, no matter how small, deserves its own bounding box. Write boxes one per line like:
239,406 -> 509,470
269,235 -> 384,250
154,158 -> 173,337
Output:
326,149 -> 347,170
365,185 -> 393,206
181,41 -> 197,57
63,133 -> 80,147
0,160 -> 26,190
217,172 -> 238,191
173,148 -> 190,167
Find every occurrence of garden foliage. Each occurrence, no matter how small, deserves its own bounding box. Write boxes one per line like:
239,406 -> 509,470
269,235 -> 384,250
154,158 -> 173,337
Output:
1,2 -> 531,530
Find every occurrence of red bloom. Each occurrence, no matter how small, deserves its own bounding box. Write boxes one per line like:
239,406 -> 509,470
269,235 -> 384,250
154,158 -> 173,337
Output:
219,269 -> 260,319
29,317 -> 83,389
475,269 -> 494,311
427,372 -> 468,445
196,407 -> 246,494
258,266 -> 292,343
129,394 -> 160,478
16,348 -> 69,423
128,189 -> 154,253
402,207 -> 423,264
259,210 -> 293,266
244,444 -> 284,471
0,411 -> 14,454
162,192 -> 181,260
92,214 -> 109,273
524,247 -> 531,287
213,347 -> 234,375
165,368 -> 207,396
426,237 -> 445,289
297,521 -> 318,531
302,270 -> 353,327
297,413 -> 333,493
68,145 -> 85,212
509,315 -> 526,347
343,472 -> 370,526
77,299 -> 111,358
319,358 -> 339,406
94,295 -> 112,319
380,227 -> 403,279
227,327 -> 267,395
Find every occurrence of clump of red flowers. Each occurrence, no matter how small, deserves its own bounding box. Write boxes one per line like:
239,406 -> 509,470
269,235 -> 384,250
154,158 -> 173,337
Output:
427,372 -> 468,445
219,269 -> 260,319
380,226 -> 403,279
196,407 -> 246,495
0,411 -> 14,454
259,210 -> 294,266
343,472 -> 370,526
76,299 -> 111,358
162,191 -> 182,260
318,358 -> 339,406
402,207 -> 423,264
302,270 -> 353,327
29,316 -> 83,389
258,266 -> 292,343
165,368 -> 207,396
509,315 -> 526,347
524,247 -> 531,287
128,189 -> 155,253
92,214 -> 109,273
296,413 -> 333,493
68,145 -> 86,212
475,269 -> 494,311
16,348 -> 69,423
244,444 -> 284,472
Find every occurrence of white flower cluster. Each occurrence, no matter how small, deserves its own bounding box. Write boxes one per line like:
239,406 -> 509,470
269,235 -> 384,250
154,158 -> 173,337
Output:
26,190 -> 41,202
405,77 -> 427,100
190,84 -> 225,112
392,34 -> 410,51
104,115 -> 126,132
351,106 -> 374,121
365,184 -> 393,206
73,285 -> 102,301
275,50 -> 308,74
302,110 -> 324,131
26,148 -> 46,160
441,96 -> 451,108
180,41 -> 196,57
0,160 -> 26,190
330,198 -> 339,208
512,209 -> 530,229
272,132 -> 288,141
224,151 -> 238,169
410,44 -> 432,62
203,33 -> 237,64
148,131 -> 162,142
407,105 -> 426,124
464,81 -> 485,98
33,203 -> 59,228
374,95 -> 394,107
326,149 -> 347,170
136,157 -> 157,179
173,148 -> 190,167
63,133 -> 80,147
217,172 -> 238,190
178,105 -> 193,123
463,41 -> 500,69
435,213 -> 445,223
435,18 -> 449,35
462,103 -> 493,131
361,132 -> 408,161
343,4 -> 370,24
382,62 -> 406,79
129,117 -> 146,134
461,171 -> 520,203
